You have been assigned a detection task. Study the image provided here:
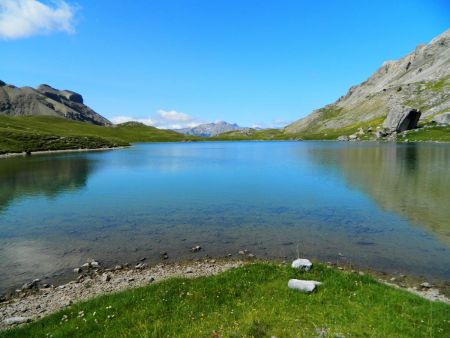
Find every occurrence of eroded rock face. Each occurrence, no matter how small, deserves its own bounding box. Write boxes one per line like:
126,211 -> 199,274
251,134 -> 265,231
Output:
285,29 -> 450,134
0,81 -> 111,126
383,108 -> 421,132
432,112 -> 450,125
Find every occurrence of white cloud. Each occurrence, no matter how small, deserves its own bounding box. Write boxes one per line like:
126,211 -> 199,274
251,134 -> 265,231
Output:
0,0 -> 76,39
110,110 -> 205,130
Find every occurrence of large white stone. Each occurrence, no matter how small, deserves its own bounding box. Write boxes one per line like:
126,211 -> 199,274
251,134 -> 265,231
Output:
288,279 -> 321,293
291,258 -> 312,271
4,317 -> 31,325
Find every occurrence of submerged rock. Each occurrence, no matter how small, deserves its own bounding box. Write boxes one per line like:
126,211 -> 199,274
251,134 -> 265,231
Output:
191,245 -> 202,252
291,258 -> 312,271
288,279 -> 321,293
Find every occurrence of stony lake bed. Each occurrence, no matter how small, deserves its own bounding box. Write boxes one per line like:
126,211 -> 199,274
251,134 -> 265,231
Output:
0,141 -> 449,299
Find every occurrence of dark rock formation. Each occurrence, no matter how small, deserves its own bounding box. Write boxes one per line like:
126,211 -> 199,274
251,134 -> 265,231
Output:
383,108 -> 421,132
0,81 -> 111,126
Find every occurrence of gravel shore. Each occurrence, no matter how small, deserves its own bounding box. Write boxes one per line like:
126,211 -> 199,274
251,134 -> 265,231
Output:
0,259 -> 243,330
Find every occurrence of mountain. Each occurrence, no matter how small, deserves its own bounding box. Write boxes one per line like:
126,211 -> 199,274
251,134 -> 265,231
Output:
176,121 -> 244,137
0,81 -> 111,126
285,29 -> 450,135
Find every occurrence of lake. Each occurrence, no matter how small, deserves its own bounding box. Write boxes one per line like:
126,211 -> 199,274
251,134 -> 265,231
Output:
0,141 -> 449,292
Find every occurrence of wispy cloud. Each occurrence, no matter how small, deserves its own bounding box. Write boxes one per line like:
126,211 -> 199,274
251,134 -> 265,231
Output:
0,0 -> 76,39
110,110 -> 205,130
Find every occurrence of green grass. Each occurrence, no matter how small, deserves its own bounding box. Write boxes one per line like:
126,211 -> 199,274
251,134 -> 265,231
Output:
403,125 -> 450,142
0,116 -> 198,154
2,263 -> 449,337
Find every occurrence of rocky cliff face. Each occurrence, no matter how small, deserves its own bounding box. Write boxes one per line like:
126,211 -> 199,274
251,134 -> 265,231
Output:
0,81 -> 111,126
176,121 -> 243,137
285,29 -> 450,134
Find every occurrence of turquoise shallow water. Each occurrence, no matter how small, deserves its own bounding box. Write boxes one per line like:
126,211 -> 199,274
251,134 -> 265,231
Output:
0,141 -> 449,291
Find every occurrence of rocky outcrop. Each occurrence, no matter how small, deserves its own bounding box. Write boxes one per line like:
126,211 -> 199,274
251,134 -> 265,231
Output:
0,81 -> 111,126
383,108 -> 421,132
432,112 -> 450,125
285,29 -> 450,134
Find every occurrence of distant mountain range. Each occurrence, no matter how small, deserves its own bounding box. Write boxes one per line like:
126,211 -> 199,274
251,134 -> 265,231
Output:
175,121 -> 245,137
0,81 -> 111,126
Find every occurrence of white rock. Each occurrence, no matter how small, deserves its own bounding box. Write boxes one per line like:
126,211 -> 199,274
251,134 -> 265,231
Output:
90,261 -> 100,268
102,274 -> 111,282
288,279 -> 321,293
4,316 -> 31,325
291,258 -> 312,271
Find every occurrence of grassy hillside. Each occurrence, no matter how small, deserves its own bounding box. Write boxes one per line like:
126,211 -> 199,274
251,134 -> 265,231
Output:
0,116 -> 197,154
2,263 -> 448,337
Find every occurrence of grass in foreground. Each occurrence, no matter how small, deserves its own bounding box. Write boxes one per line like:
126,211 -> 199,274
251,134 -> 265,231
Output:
0,116 -> 197,154
2,263 -> 449,337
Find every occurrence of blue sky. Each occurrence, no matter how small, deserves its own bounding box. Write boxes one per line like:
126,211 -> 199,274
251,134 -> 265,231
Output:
0,0 -> 449,128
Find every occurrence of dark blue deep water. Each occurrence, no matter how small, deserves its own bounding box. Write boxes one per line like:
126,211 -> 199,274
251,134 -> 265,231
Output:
0,141 -> 449,291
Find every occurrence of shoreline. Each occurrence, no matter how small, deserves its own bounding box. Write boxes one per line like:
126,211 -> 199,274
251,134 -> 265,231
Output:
0,259 -> 243,330
0,146 -> 129,159
1,138 -> 449,160
1,258 -> 448,330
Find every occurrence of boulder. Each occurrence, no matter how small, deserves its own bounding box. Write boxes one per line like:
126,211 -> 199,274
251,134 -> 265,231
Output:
291,258 -> 312,271
0,80 -> 6,87
383,108 -> 421,132
337,135 -> 349,141
432,112 -> 450,125
349,134 -> 358,140
4,317 -> 31,325
288,279 -> 321,293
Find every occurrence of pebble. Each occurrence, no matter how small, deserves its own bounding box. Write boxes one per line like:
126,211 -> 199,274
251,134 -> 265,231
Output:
74,268 -> 82,274
135,263 -> 147,270
114,265 -> 123,271
148,277 -> 155,283
185,268 -> 194,274
21,279 -> 40,291
420,282 -> 432,289
102,274 -> 111,282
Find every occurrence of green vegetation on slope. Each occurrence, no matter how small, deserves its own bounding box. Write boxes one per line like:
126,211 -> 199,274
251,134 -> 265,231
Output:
0,116 -> 197,154
211,128 -> 287,141
403,125 -> 450,142
2,263 -> 449,337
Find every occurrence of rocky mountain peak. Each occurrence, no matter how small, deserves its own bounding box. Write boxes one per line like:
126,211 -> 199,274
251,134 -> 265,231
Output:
0,81 -> 111,126
285,28 -> 450,134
